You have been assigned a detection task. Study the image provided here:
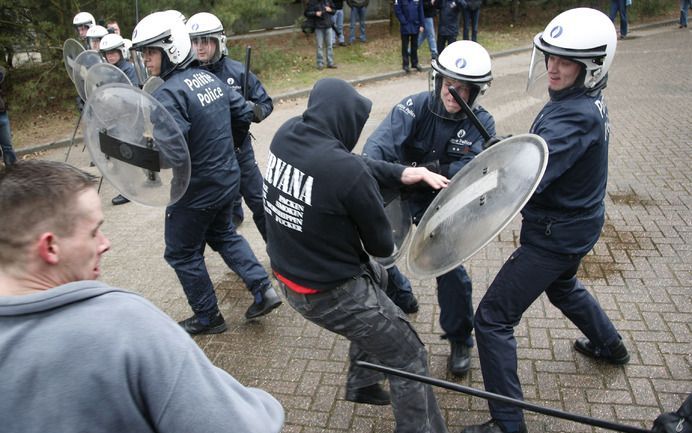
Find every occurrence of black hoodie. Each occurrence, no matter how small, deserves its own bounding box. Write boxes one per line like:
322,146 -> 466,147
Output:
264,78 -> 402,290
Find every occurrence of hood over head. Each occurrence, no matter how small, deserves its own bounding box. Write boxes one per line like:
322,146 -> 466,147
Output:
302,78 -> 372,151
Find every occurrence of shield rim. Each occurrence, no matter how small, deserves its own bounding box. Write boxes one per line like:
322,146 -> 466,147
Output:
83,82 -> 191,207
63,38 -> 85,84
84,63 -> 132,100
406,133 -> 549,278
72,49 -> 104,101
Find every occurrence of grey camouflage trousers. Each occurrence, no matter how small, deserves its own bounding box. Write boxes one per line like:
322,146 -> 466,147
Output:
279,262 -> 448,433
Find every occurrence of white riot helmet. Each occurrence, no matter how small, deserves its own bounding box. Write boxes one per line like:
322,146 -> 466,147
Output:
73,12 -> 95,28
528,7 -> 617,91
186,12 -> 227,64
99,34 -> 128,61
131,11 -> 192,78
163,10 -> 187,24
429,40 -> 493,120
86,25 -> 108,50
73,12 -> 95,40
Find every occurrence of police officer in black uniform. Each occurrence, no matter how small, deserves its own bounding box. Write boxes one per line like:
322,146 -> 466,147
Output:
363,40 -> 495,377
463,8 -> 630,433
186,12 -> 273,240
131,11 -> 281,335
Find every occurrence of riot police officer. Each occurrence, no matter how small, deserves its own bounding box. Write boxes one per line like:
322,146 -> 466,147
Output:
186,12 -> 273,241
99,33 -> 139,86
85,25 -> 108,51
463,8 -> 630,433
73,12 -> 95,48
363,40 -> 495,377
131,11 -> 281,335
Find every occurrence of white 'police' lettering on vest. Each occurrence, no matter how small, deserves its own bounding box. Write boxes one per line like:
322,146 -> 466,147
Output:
184,72 -> 225,107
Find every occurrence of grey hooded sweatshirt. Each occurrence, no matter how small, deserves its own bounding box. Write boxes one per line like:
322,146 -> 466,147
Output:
0,280 -> 284,433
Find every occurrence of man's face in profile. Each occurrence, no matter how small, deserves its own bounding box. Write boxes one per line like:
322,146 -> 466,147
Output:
53,188 -> 111,283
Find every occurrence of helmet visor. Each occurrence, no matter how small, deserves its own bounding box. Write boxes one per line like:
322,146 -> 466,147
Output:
526,46 -> 549,99
190,36 -> 220,64
130,48 -> 149,83
428,72 -> 481,121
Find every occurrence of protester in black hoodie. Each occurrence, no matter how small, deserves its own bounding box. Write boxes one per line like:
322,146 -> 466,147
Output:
264,78 -> 449,432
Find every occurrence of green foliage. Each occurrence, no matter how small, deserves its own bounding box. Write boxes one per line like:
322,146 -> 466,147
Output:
4,62 -> 75,113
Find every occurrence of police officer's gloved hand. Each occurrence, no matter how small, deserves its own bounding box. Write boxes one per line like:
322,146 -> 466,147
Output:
419,159 -> 440,173
246,100 -> 265,122
483,134 -> 512,150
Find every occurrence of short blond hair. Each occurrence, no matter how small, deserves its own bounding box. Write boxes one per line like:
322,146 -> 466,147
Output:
0,160 -> 98,267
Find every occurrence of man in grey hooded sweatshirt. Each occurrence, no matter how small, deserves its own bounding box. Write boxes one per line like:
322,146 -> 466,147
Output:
0,160 -> 284,433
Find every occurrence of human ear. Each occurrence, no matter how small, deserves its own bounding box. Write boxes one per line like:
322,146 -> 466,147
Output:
36,232 -> 60,265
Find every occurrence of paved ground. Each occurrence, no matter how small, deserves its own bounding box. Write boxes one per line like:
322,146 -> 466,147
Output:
36,24 -> 690,433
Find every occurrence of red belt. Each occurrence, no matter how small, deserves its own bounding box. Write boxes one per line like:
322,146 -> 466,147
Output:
273,271 -> 320,295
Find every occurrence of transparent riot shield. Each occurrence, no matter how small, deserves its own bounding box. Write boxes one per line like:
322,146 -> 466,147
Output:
129,48 -> 149,85
83,83 -> 191,207
406,134 -> 548,278
142,76 -> 164,94
372,195 -> 414,268
72,50 -> 104,101
63,39 -> 85,84
85,63 -> 132,99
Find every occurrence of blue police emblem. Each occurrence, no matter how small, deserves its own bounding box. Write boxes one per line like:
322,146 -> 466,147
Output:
455,58 -> 467,69
192,23 -> 199,31
550,25 -> 563,38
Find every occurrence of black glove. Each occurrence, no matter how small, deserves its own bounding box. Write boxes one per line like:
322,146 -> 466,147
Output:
483,134 -> 512,150
246,101 -> 265,122
417,159 -> 440,173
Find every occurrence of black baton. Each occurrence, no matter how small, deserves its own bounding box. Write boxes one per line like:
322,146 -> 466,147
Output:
355,361 -> 653,433
448,85 -> 492,141
243,46 -> 251,100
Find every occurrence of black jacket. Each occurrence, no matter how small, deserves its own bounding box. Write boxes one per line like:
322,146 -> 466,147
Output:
264,78 -> 404,290
422,0 -> 437,18
305,0 -> 336,29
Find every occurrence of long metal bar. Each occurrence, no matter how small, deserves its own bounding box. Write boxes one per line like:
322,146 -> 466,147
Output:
355,361 -> 653,433
64,110 -> 83,162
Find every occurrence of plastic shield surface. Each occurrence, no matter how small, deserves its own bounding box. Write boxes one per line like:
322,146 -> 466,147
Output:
85,63 -> 132,99
72,50 -> 103,101
83,83 -> 191,207
142,76 -> 164,94
407,134 -> 548,278
63,39 -> 85,84
373,195 -> 414,268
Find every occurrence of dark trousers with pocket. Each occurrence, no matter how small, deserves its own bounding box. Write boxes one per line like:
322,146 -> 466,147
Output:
231,137 -> 267,241
280,262 -> 448,433
475,244 -> 621,425
164,198 -> 271,318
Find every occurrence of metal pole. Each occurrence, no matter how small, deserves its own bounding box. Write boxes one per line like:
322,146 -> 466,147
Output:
355,361 -> 653,433
64,110 -> 83,162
